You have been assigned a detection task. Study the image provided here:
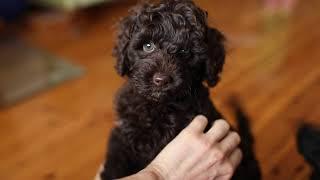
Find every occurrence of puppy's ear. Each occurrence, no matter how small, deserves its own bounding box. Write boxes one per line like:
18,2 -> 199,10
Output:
113,12 -> 137,76
204,27 -> 226,87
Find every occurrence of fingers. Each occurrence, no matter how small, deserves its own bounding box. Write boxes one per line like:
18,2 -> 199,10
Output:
229,148 -> 243,168
205,119 -> 230,142
219,131 -> 241,155
187,115 -> 208,133
213,149 -> 242,180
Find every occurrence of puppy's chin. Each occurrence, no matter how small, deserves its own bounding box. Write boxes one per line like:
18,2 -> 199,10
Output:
147,91 -> 168,102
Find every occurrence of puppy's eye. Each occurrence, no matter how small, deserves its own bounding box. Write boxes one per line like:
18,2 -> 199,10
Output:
143,42 -> 156,53
179,49 -> 189,54
177,49 -> 190,58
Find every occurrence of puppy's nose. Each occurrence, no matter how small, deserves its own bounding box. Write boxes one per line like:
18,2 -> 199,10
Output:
153,73 -> 171,86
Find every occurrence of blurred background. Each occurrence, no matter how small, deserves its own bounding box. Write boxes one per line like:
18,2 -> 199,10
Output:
0,0 -> 319,179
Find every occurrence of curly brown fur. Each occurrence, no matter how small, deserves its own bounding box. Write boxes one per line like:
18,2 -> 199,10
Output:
100,0 -> 260,179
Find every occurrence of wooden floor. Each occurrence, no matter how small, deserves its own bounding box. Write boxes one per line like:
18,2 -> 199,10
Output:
1,0 -> 319,179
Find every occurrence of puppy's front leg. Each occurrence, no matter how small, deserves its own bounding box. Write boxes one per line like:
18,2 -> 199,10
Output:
100,130 -> 134,180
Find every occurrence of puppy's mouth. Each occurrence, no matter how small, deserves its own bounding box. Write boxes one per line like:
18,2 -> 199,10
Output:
151,91 -> 163,99
137,83 -> 185,102
149,89 -> 169,101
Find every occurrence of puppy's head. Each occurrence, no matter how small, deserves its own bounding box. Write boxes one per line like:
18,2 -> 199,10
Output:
113,0 -> 225,102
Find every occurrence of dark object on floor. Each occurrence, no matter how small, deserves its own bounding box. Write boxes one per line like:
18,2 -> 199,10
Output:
297,124 -> 320,180
0,37 -> 84,107
229,98 -> 262,180
0,0 -> 26,21
100,0 -> 261,179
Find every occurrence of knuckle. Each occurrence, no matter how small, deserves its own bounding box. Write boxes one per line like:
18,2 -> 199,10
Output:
225,161 -> 235,173
181,128 -> 193,136
231,131 -> 241,144
199,138 -> 212,150
183,130 -> 207,145
236,148 -> 243,161
220,120 -> 230,130
180,128 -> 192,137
212,147 -> 225,161
215,120 -> 230,133
181,129 -> 199,142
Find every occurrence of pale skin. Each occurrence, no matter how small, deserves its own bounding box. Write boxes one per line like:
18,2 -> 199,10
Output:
96,115 -> 242,180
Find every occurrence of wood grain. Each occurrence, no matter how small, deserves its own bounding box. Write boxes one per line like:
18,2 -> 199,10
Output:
0,0 -> 319,179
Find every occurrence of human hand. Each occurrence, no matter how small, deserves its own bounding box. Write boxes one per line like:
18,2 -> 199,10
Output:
144,115 -> 242,180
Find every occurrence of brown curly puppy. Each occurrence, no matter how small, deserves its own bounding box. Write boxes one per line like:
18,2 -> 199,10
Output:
100,0 -> 261,179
